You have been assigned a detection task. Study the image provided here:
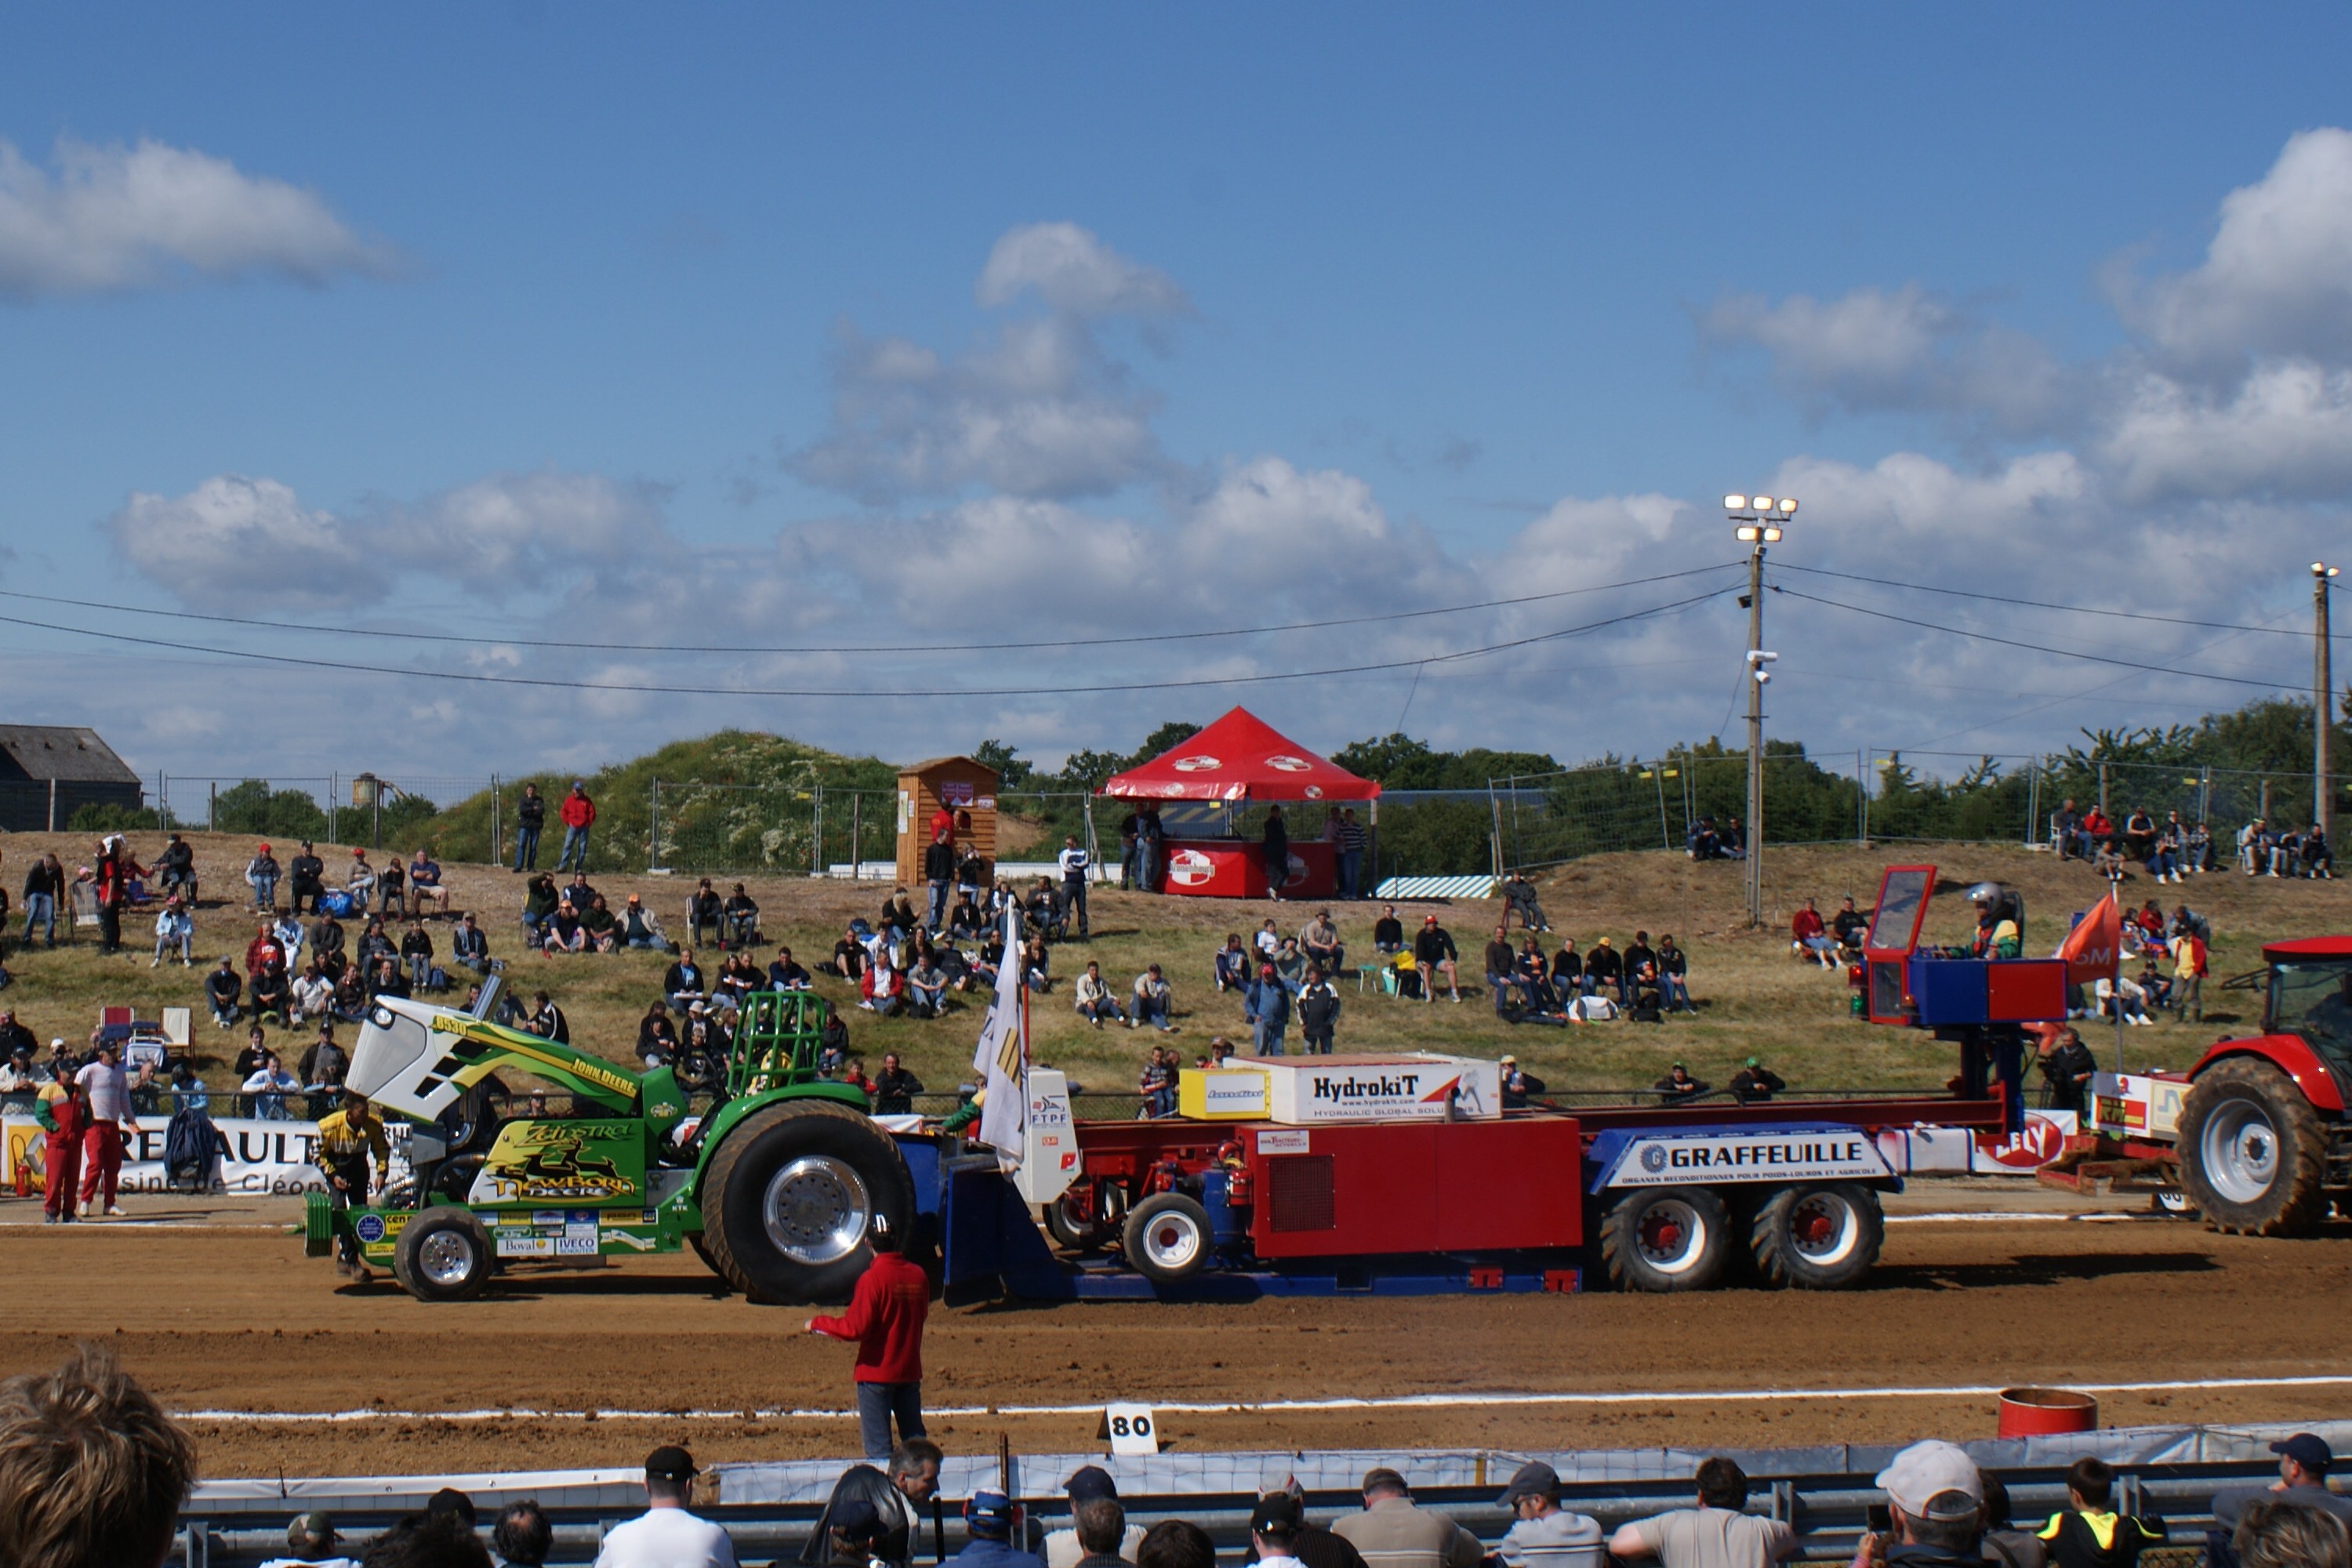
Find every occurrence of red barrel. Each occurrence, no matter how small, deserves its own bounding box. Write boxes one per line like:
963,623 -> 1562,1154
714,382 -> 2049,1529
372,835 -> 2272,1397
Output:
1998,1387 -> 2098,1436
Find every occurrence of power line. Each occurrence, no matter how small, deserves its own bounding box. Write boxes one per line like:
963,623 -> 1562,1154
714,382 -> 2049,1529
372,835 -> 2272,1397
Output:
0,586 -> 1732,701
0,562 -> 1742,657
1775,585 -> 2301,694
1772,561 -> 2317,638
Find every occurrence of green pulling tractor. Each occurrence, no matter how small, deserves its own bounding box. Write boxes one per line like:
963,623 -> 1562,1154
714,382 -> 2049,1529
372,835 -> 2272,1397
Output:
309,984 -> 920,1304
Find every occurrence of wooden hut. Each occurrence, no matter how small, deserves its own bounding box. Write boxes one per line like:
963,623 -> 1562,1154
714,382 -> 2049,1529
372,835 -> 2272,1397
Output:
895,757 -> 1000,888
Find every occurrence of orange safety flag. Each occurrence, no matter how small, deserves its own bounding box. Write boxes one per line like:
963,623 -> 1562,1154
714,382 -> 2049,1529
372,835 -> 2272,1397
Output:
2054,890 -> 2122,984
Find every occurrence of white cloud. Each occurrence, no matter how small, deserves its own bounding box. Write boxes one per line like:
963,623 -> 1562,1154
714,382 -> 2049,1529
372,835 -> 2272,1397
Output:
1703,284 -> 2078,437
392,471 -> 667,582
0,136 -> 394,299
2120,127 -> 2352,375
2101,359 -> 2352,502
789,223 -> 1192,503
975,222 -> 1189,317
789,317 -> 1165,502
106,474 -> 386,610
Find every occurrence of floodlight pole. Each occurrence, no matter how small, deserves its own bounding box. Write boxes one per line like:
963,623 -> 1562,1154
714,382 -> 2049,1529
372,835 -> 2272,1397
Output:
2317,563 -> 2338,842
1726,493 -> 1793,930
1744,542 -> 1766,929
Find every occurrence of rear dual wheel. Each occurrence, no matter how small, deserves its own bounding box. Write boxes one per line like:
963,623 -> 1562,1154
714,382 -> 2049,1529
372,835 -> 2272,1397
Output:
1749,1183 -> 1882,1290
1599,1182 -> 1882,1292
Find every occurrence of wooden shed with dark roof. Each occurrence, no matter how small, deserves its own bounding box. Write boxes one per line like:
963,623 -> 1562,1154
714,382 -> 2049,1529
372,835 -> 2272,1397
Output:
0,725 -> 143,831
894,756 -> 1000,888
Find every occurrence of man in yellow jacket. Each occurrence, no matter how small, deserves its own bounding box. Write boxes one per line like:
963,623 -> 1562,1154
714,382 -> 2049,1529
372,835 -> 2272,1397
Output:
314,1090 -> 389,1282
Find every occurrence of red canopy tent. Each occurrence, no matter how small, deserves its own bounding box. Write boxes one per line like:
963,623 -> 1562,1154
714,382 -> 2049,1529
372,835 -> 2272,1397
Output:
1098,707 -> 1377,898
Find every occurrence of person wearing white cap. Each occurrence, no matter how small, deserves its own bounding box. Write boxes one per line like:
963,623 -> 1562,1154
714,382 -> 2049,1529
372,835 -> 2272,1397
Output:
1853,1441 -> 1986,1568
1608,1457 -> 1796,1568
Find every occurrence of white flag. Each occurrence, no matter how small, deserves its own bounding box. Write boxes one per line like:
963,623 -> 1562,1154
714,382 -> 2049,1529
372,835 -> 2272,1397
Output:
970,904 -> 1026,1162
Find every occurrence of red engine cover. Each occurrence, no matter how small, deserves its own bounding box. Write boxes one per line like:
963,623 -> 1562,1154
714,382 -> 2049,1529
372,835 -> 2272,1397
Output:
1243,1117 -> 1585,1258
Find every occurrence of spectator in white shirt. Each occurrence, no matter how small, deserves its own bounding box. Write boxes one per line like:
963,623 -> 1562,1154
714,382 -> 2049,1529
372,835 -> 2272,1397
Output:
597,1446 -> 737,1568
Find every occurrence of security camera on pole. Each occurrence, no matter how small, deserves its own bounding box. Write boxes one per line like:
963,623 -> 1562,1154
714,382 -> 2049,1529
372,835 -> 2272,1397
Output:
1726,494 -> 1795,929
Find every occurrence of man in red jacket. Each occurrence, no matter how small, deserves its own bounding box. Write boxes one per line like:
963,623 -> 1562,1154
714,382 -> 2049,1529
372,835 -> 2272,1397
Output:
557,780 -> 597,873
807,1217 -> 930,1461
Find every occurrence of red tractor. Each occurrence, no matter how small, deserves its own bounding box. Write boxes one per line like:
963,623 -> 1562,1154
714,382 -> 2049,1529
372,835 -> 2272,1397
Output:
2170,937 -> 2352,1233
2067,937 -> 2352,1232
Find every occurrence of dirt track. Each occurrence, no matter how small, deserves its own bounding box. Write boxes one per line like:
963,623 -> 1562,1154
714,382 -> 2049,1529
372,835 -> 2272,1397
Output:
7,1210 -> 2351,1477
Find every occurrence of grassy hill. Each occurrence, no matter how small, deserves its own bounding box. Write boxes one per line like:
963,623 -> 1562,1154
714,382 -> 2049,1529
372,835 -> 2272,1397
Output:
413,731 -> 900,869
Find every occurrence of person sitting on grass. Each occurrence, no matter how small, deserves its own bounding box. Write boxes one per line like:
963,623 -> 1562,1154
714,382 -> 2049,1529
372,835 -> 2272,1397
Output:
662,949 -> 706,1008
1075,961 -> 1127,1027
251,963 -> 294,1027
1791,901 -> 1838,968
1301,910 -> 1345,976
769,945 -> 813,991
205,957 -> 242,1028
1214,934 -> 1251,993
521,873 -> 559,947
862,956 -> 906,1017
545,899 -> 588,954
1022,935 -> 1052,993
947,890 -> 984,940
1131,964 -> 1174,1032
580,894 -> 619,953
637,1003 -> 678,1068
909,953 -> 947,1018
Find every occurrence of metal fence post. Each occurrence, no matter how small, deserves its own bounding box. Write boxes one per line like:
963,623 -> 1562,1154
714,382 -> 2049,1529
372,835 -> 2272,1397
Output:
491,774 -> 502,865
1855,749 -> 1866,846
813,785 -> 824,877
851,793 -> 862,880
2024,757 -> 2041,848
208,781 -> 216,835
2198,765 -> 2212,827
648,779 -> 661,873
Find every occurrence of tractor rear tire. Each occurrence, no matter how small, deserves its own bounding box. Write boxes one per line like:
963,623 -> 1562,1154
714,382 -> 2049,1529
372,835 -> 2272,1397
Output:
1599,1185 -> 1730,1293
2179,1058 -> 2328,1236
699,1101 -> 913,1305
1749,1183 -> 1882,1290
1121,1193 -> 1213,1285
391,1207 -> 496,1302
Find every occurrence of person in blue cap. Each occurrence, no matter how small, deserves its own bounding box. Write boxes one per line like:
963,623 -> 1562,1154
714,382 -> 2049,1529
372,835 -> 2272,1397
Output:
948,1492 -> 1044,1568
2211,1432 -> 2352,1559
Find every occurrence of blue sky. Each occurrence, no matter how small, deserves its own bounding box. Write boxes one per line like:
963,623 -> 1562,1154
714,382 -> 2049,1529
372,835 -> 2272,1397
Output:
6,7 -> 2352,784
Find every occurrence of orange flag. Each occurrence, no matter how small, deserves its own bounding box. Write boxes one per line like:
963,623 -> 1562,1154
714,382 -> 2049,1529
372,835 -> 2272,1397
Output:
2055,890 -> 2122,985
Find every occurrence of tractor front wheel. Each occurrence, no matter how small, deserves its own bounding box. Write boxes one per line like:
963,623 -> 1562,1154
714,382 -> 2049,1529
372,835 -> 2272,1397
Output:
2179,1058 -> 2328,1236
391,1207 -> 495,1302
699,1102 -> 913,1304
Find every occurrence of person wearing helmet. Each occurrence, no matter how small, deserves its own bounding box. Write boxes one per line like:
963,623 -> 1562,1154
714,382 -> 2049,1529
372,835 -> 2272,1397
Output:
1969,884 -> 2023,960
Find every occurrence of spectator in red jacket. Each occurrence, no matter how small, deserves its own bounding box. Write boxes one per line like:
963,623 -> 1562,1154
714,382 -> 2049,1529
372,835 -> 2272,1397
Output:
557,781 -> 597,873
1791,902 -> 1837,969
807,1218 -> 931,1460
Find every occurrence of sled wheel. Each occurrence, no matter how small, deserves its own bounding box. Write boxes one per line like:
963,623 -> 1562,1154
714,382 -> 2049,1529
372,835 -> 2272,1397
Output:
1599,1185 -> 1730,1292
1122,1192 -> 1212,1285
2180,1057 -> 2328,1236
699,1101 -> 913,1305
1749,1183 -> 1882,1290
1046,1186 -> 1114,1252
391,1207 -> 495,1302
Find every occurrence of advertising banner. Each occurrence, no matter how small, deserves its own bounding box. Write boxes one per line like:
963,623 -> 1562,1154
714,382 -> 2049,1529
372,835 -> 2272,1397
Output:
4,1113 -> 331,1196
1260,1054 -> 1503,1123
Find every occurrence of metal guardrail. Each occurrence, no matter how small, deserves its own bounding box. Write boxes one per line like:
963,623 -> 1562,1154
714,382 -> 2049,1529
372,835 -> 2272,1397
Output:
173,1460 -> 2287,1567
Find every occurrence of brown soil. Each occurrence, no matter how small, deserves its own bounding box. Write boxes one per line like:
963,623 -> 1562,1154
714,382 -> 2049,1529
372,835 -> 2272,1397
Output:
7,1214 -> 2349,1478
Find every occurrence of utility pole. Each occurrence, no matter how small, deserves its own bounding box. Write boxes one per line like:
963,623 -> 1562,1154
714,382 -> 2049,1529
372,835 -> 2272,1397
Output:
1726,493 -> 1794,928
2318,561 -> 2339,840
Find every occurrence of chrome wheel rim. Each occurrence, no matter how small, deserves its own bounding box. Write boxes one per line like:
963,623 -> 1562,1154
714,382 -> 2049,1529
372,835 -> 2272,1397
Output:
762,1155 -> 871,1265
2200,1098 -> 2278,1206
1635,1198 -> 1707,1274
419,1229 -> 477,1287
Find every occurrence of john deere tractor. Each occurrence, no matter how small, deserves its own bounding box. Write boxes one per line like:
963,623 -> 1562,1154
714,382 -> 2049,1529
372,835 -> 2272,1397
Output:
307,982 -> 914,1304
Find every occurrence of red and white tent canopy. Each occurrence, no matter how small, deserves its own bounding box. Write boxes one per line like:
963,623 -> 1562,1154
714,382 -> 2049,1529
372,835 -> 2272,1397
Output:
1097,707 -> 1381,804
